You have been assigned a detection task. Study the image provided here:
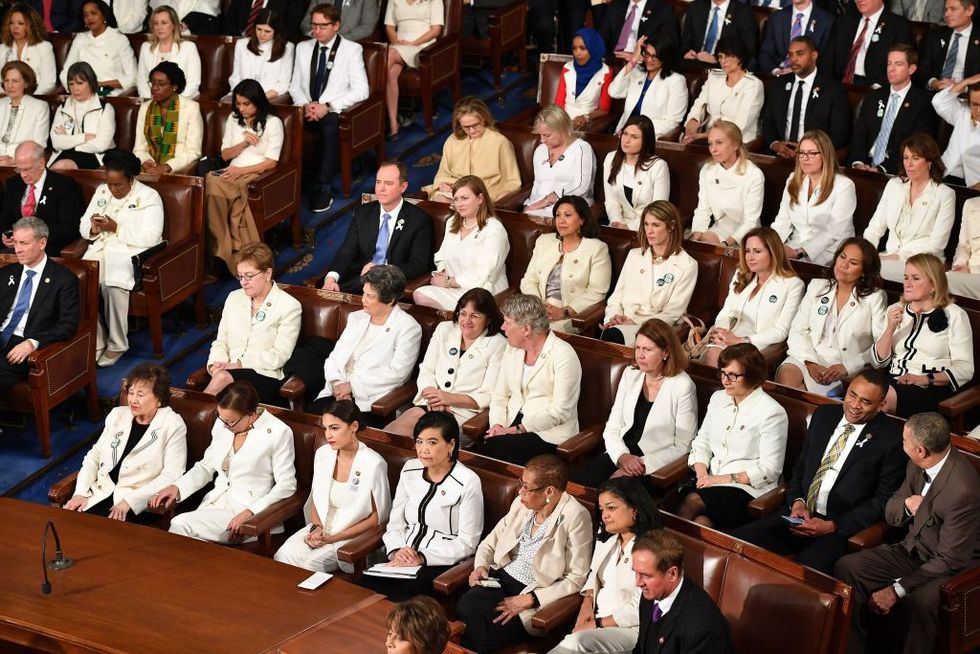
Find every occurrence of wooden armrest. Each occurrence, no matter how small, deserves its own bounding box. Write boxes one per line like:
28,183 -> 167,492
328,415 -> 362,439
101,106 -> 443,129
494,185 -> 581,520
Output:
556,425 -> 603,462
939,386 -> 980,417
247,162 -> 295,190
530,594 -> 581,632
657,127 -> 682,142
462,409 -> 490,444
569,302 -> 606,335
185,367 -> 211,391
495,185 -> 532,211
239,494 -> 303,538
279,376 -> 308,402
746,485 -> 786,518
48,471 -> 79,506
432,558 -> 475,595
371,383 -> 418,418
760,342 -> 788,371
336,523 -> 386,567
941,566 -> 980,606
59,239 -> 89,259
847,522 -> 891,552
402,274 -> 429,298
648,455 -> 691,488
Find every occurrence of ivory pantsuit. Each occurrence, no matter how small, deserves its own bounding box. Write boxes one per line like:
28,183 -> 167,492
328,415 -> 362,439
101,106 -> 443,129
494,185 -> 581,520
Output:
770,174 -> 858,266
0,41 -> 57,95
602,153 -> 670,231
60,28 -> 138,96
414,218 -> 510,310
690,160 -> 765,243
948,197 -> 980,299
525,139 -> 596,217
0,95 -> 50,159
49,96 -> 116,166
686,70 -> 765,142
137,40 -> 203,98
711,274 -> 805,351
230,38 -> 295,99
609,66 -> 688,135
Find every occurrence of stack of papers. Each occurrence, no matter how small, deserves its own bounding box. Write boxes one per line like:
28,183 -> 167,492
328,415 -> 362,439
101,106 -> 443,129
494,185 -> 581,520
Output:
362,563 -> 421,579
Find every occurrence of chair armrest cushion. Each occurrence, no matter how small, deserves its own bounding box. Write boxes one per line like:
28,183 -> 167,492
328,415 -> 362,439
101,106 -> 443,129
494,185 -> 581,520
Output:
556,425 -> 603,462
432,558 -> 476,595
336,523 -> 386,565
847,522 -> 890,552
746,485 -> 787,518
462,409 -> 490,443
495,186 -> 532,211
531,593 -> 581,632
941,566 -> 980,606
569,302 -> 606,335
279,376 -> 308,402
648,455 -> 691,488
239,494 -> 303,537
185,367 -> 211,391
939,386 -> 980,417
48,471 -> 79,505
371,383 -> 418,417
59,239 -> 89,259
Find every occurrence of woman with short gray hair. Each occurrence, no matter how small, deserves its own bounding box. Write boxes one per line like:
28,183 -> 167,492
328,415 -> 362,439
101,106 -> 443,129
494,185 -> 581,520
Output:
481,294 -> 583,465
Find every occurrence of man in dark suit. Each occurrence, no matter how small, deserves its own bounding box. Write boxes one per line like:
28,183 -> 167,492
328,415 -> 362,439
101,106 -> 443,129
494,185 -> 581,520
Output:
224,0 -> 306,40
757,0 -> 834,74
734,372 -> 906,575
680,0 -> 758,65
827,0 -> 912,87
594,0 -> 680,59
836,413 -> 980,654
762,37 -> 853,157
322,161 -> 433,294
632,530 -> 734,654
0,141 -> 83,257
849,44 -> 939,173
916,0 -> 980,91
25,0 -> 84,32
461,0 -> 512,39
0,216 -> 79,389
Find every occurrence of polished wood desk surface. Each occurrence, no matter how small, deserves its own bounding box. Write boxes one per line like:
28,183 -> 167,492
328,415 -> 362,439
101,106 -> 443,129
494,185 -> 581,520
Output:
0,498 -> 382,653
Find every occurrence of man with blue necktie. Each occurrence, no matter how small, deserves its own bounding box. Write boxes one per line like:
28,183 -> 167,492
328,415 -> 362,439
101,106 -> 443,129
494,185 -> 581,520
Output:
680,0 -> 758,65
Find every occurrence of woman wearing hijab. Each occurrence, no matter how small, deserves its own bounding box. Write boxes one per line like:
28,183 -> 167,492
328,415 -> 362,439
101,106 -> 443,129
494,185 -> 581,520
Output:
554,27 -> 613,131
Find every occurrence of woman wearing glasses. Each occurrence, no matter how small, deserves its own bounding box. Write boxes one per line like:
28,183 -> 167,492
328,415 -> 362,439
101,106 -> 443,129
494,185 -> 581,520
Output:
202,242 -> 302,404
152,380 -> 297,543
608,33 -> 687,137
682,38 -> 763,145
680,343 -> 788,529
771,130 -> 857,266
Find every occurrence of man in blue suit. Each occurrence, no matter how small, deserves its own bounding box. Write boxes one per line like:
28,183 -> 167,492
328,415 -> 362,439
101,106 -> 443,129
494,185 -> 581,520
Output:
758,0 -> 835,74
24,0 -> 84,32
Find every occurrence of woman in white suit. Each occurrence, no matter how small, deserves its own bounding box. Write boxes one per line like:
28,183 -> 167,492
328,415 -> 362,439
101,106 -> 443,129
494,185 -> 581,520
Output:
682,39 -> 764,144
204,243 -> 302,404
949,197 -> 980,299
524,105 -> 596,218
275,400 -> 391,573
482,294 -> 583,466
0,62 -> 49,166
602,201 -> 698,346
136,6 -> 202,99
572,319 -> 697,488
520,196 -> 612,334
609,32 -> 687,137
771,130 -> 857,266
700,227 -> 805,368
603,116 -> 670,231
0,4 -> 57,95
49,62 -> 116,171
64,365 -> 187,524
229,8 -> 295,101
311,265 -> 423,415
779,238 -> 888,397
681,344 -> 788,529
132,62 -> 204,175
60,1 -> 138,96
386,288 -> 506,445
413,176 -> 509,311
862,134 -> 956,282
153,381 -> 297,543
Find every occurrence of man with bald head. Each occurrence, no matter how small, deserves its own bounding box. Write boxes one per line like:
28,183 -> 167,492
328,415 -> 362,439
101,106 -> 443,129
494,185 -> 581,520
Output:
0,141 -> 84,256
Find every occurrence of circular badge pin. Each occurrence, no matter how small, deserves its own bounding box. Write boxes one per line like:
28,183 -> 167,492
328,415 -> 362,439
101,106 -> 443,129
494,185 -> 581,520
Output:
664,273 -> 674,283
768,295 -> 778,303
449,347 -> 458,356
821,297 -> 830,304
818,306 -> 829,315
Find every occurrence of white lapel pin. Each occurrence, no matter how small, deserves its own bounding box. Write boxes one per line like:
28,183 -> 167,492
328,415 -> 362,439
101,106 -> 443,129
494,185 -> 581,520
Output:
44,278 -> 50,283
38,196 -> 46,206
7,275 -> 13,286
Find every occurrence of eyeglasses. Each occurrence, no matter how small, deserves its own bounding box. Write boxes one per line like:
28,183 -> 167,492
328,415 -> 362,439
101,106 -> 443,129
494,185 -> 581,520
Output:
235,271 -> 263,282
311,21 -> 336,29
459,121 -> 483,132
458,310 -> 485,321
717,370 -> 745,382
518,481 -> 546,493
797,150 -> 821,160
218,413 -> 247,430
641,50 -> 659,60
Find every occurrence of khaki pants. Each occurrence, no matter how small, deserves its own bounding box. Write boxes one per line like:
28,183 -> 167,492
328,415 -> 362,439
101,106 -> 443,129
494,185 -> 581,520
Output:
205,172 -> 260,275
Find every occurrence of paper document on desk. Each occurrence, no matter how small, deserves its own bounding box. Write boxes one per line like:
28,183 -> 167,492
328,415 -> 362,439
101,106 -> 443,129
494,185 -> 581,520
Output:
363,563 -> 421,579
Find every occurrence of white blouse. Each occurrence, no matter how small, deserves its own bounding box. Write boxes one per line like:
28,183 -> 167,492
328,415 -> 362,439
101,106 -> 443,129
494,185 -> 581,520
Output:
137,40 -> 203,98
933,85 -> 980,187
525,138 -> 596,217
0,41 -> 57,94
221,114 -> 284,167
770,173 -> 857,266
433,218 -> 510,295
60,28 -> 138,96
230,38 -> 295,98
686,70 -> 765,142
690,159 -> 765,242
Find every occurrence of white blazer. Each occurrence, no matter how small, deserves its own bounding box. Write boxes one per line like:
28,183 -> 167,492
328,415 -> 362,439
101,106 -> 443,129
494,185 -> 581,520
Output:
602,152 -> 670,230
604,248 -> 698,326
690,159 -> 764,242
583,535 -> 641,629
686,69 -> 765,142
520,234 -> 612,314
558,61 -> 612,120
433,218 -> 510,294
413,321 -> 507,422
953,197 -> 980,272
208,283 -> 302,380
713,274 -> 805,350
74,405 -> 187,515
175,409 -> 297,518
231,38 -> 295,98
786,280 -> 888,375
137,40 -> 203,98
49,96 -> 116,165
933,85 -> 980,186
0,41 -> 57,95
688,387 -> 788,498
60,28 -> 138,95
132,97 -> 204,172
114,0 -> 150,33
602,369 -> 698,473
609,66 -> 688,135
490,331 -> 582,445
863,177 -> 956,260
770,173 -> 857,266
289,36 -> 369,111
318,305 -> 423,411
0,95 -> 50,158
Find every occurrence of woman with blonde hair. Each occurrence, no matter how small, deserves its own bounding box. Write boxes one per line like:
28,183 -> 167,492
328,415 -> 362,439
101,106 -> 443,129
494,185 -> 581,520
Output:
689,121 -> 764,247
137,5 -> 202,98
601,201 -> 697,346
423,96 -> 520,202
524,105 -> 596,218
0,3 -> 56,95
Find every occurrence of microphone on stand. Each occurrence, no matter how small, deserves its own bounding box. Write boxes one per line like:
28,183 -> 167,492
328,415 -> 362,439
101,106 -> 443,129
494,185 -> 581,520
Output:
41,520 -> 74,594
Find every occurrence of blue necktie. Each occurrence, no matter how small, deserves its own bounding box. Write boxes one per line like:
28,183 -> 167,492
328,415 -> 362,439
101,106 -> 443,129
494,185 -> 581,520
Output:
1,269 -> 35,347
871,92 -> 900,167
372,213 -> 391,264
630,77 -> 654,117
703,7 -> 720,54
313,45 -> 327,99
942,33 -> 961,80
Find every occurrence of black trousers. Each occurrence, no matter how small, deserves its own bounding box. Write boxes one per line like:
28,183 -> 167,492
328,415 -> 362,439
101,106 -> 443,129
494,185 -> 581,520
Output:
227,369 -> 286,406
732,511 -> 850,575
557,0 -> 590,53
527,0 -> 557,54
357,563 -> 453,602
86,496 -> 162,526
480,432 -> 556,466
599,327 -> 626,344
282,336 -> 336,408
182,11 -> 221,34
570,452 -> 618,488
457,570 -> 531,654
305,113 -> 340,190
0,334 -> 30,389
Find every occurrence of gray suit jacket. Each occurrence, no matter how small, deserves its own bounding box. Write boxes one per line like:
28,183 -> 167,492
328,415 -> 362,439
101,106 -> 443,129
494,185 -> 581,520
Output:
892,0 -> 944,24
302,0 -> 380,42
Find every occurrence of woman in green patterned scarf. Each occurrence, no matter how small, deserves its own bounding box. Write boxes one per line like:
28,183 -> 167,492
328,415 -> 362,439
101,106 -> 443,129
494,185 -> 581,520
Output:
133,61 -> 203,176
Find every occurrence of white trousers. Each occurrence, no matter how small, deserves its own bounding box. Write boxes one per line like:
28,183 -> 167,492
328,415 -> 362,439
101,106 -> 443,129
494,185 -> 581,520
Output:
547,626 -> 638,654
274,524 -> 352,574
97,285 -> 130,352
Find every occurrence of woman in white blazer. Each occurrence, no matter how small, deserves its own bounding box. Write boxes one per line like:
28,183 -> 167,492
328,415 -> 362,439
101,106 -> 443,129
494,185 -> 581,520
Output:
229,9 -> 295,100
312,265 -> 423,414
520,196 -> 612,334
602,201 -> 698,346
386,288 -> 506,444
609,33 -> 687,136
275,400 -> 391,573
548,478 -> 660,654
81,151 -> 164,367
682,344 -> 788,530
524,105 -> 596,218
689,120 -> 764,246
771,130 -> 857,266
603,116 -> 670,231
414,176 -> 509,311
360,411 -> 484,601
949,196 -> 980,300
49,62 -> 116,170
0,62 -> 49,165
204,243 -> 302,403
113,0 -> 150,33
0,6 -> 56,95
154,381 -> 297,543
483,294 -> 583,466
779,238 -> 889,396
682,40 -> 764,144
64,365 -> 187,524
133,62 -> 204,175
60,4 -> 137,96
458,455 -> 592,653
136,6 -> 202,98
700,227 -> 805,368
555,27 -> 613,129
572,319 -> 697,488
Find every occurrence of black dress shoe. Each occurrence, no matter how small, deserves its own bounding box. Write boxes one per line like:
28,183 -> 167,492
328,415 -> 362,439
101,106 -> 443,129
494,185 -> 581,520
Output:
312,191 -> 334,213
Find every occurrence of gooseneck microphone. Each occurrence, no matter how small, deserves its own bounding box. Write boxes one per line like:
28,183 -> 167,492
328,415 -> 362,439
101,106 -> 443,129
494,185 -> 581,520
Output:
41,520 -> 74,594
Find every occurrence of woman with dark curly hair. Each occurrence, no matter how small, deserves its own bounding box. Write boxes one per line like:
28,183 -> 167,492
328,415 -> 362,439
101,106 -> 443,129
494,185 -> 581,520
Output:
0,3 -> 57,94
59,0 -> 137,96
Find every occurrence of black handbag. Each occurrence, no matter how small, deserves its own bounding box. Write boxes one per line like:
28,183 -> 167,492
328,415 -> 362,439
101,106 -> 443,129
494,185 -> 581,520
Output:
131,241 -> 169,291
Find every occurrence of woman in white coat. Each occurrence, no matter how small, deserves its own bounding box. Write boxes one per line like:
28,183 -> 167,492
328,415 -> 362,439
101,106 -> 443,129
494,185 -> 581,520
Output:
520,196 -> 612,333
602,201 -> 698,346
153,380 -> 297,543
779,238 -> 888,396
229,8 -> 294,101
0,4 -> 57,95
0,62 -> 49,166
413,176 -> 509,311
572,319 -> 697,488
133,62 -> 204,175
609,33 -> 687,137
603,116 -> 670,231
275,400 -> 391,573
81,150 -> 164,368
49,62 -> 116,170
524,105 -> 596,218
136,6 -> 202,99
949,196 -> 980,299
555,27 -> 613,130
700,227 -> 805,368
113,0 -> 150,33
60,1 -> 137,96
771,130 -> 857,266
204,243 -> 302,404
682,39 -> 764,144
64,365 -> 186,525
386,288 -> 506,445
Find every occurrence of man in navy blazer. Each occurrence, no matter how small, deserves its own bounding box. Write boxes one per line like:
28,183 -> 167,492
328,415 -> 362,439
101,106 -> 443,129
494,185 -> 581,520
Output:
595,0 -> 680,58
224,0 -> 306,40
916,0 -> 980,91
25,0 -> 84,32
734,371 -> 906,575
680,0 -> 759,65
826,0 -> 912,87
758,0 -> 834,74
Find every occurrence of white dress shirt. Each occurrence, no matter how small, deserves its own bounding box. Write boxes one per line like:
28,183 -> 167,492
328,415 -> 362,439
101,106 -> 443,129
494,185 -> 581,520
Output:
809,416 -> 867,515
703,0 -> 731,51
853,7 -> 884,79
783,68 -> 817,142
620,0 -> 648,53
933,86 -> 980,186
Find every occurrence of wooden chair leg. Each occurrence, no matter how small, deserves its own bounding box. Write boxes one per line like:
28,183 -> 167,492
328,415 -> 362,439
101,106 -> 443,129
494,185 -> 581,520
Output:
341,146 -> 353,197
290,211 -> 302,247
194,289 -> 207,327
422,88 -> 434,133
375,141 -> 386,166
518,43 -> 528,72
85,372 -> 99,421
33,395 -> 52,457
147,305 -> 165,359
493,53 -> 502,90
